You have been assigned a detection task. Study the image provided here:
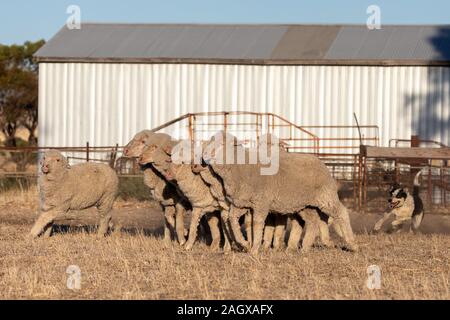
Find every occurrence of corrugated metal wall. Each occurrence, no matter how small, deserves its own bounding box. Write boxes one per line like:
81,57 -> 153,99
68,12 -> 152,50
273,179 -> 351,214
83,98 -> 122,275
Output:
38,63 -> 449,150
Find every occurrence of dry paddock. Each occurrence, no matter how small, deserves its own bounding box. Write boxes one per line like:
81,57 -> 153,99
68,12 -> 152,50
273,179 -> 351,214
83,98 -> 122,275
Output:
0,188 -> 449,300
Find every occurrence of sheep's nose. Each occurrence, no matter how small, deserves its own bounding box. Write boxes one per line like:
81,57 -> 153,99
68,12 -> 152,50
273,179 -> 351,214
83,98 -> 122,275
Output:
388,198 -> 392,203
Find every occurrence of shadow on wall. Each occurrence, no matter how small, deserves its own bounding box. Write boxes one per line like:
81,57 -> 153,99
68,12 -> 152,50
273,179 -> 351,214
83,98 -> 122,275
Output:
404,27 -> 450,146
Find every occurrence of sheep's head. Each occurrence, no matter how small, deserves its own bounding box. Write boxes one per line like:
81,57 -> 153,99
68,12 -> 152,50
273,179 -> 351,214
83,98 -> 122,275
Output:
124,131 -> 173,158
202,131 -> 240,165
40,151 -> 70,175
148,144 -> 179,181
124,130 -> 153,157
139,144 -> 159,165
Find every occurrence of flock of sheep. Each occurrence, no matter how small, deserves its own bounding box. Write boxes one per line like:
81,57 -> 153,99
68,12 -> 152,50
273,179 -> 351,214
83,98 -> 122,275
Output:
30,130 -> 359,255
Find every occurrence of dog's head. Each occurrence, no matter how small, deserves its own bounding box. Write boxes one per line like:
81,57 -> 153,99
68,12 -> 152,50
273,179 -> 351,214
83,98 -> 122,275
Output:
388,183 -> 409,209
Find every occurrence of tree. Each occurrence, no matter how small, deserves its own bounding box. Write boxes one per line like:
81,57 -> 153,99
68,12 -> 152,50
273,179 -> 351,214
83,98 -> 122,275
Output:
0,40 -> 45,146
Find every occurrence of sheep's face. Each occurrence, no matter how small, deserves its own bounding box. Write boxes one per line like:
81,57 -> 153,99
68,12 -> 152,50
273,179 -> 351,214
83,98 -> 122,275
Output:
151,148 -> 177,181
40,151 -> 69,175
139,145 -> 159,165
124,131 -> 152,157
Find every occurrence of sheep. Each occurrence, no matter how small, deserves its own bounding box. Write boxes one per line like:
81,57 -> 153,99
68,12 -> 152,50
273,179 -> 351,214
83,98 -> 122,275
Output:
139,142 -> 224,251
203,132 -> 358,255
124,130 -> 188,245
191,160 -> 252,250
199,133 -> 335,252
30,150 -> 119,238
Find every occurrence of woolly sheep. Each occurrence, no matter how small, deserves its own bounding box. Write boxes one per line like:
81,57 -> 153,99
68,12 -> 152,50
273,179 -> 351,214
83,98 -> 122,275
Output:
30,150 -> 119,238
203,134 -> 358,255
191,161 -> 252,250
124,130 -> 187,245
138,142 -> 225,251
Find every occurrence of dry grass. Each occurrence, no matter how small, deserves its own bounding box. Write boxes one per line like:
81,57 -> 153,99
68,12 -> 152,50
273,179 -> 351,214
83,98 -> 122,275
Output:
0,226 -> 448,300
0,187 -> 449,300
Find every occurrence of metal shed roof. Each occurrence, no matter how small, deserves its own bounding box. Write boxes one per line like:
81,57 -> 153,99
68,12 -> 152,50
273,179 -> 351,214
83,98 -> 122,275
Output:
35,23 -> 450,66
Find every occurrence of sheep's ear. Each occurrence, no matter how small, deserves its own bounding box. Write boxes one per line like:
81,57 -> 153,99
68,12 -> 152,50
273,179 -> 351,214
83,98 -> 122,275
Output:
66,164 -> 71,169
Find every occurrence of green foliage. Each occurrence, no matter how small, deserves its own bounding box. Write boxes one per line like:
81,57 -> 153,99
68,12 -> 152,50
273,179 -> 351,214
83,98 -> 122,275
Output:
118,176 -> 152,201
0,40 -> 45,146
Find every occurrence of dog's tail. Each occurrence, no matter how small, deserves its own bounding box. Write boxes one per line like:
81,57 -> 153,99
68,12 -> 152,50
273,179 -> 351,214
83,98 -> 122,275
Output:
413,170 -> 422,196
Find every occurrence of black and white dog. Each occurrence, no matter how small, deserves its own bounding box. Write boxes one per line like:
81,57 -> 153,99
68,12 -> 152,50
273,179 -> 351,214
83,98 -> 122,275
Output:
373,171 -> 424,233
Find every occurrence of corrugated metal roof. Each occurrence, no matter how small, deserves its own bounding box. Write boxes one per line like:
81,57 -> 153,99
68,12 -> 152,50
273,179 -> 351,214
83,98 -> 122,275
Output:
35,23 -> 450,65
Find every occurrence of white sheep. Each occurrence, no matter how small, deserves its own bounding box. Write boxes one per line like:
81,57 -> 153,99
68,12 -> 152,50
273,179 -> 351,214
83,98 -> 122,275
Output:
30,150 -> 119,238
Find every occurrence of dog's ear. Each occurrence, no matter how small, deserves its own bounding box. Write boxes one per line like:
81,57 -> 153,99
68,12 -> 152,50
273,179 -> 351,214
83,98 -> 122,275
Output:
397,188 -> 408,199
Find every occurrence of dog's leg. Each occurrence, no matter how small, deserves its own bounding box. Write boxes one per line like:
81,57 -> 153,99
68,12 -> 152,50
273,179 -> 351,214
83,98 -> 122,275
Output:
389,217 -> 410,234
411,211 -> 424,234
373,212 -> 394,233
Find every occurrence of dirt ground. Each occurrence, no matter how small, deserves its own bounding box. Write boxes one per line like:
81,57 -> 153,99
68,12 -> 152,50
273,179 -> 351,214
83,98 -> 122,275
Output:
0,190 -> 449,300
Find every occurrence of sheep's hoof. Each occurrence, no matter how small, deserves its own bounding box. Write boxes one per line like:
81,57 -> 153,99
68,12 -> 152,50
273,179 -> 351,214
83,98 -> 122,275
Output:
343,243 -> 359,253
29,227 -> 42,239
286,246 -> 299,253
209,242 -> 220,252
322,242 -> 335,249
184,243 -> 194,251
273,244 -> 286,251
27,233 -> 39,241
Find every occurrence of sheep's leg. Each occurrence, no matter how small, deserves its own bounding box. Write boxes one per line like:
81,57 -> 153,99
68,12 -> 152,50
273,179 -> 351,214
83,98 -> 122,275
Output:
184,208 -> 206,251
220,210 -> 232,253
206,212 -> 221,252
373,211 -> 394,233
250,207 -> 269,255
329,217 -> 343,238
97,200 -> 114,237
318,218 -> 334,248
300,219 -> 319,254
273,215 -> 287,250
30,209 -> 61,238
163,205 -> 176,244
43,224 -> 53,238
263,214 -> 275,250
332,203 -> 358,252
244,211 -> 253,247
229,206 -> 251,251
175,203 -> 186,246
287,215 -> 302,251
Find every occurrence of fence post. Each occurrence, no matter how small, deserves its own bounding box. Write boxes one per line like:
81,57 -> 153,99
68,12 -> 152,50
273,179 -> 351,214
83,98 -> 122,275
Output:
86,142 -> 90,162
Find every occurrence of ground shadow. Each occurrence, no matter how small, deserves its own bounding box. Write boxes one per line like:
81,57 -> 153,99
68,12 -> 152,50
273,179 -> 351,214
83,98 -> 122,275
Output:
51,224 -> 165,238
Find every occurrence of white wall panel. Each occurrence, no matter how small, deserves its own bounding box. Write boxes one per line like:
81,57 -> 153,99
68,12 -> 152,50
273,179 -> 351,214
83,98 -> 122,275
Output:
39,63 -> 450,150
